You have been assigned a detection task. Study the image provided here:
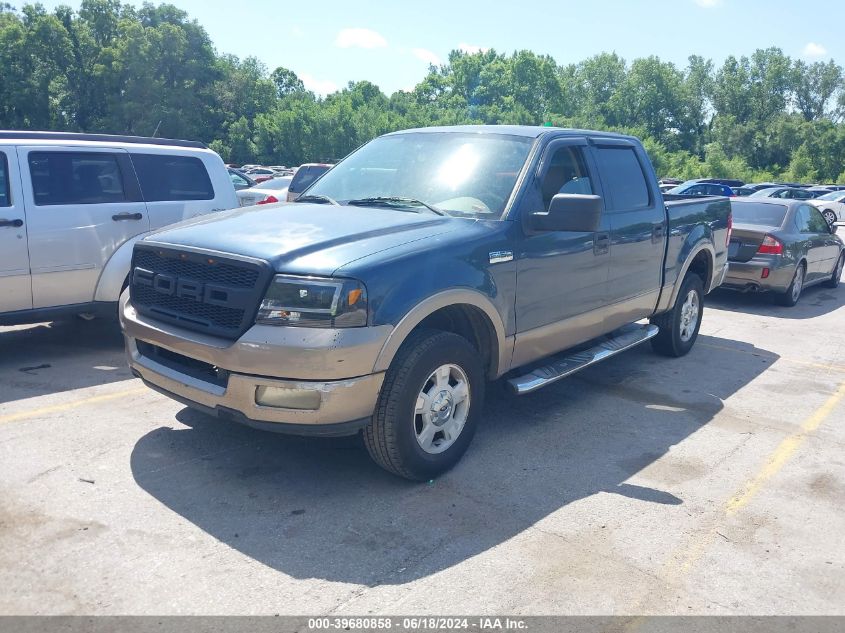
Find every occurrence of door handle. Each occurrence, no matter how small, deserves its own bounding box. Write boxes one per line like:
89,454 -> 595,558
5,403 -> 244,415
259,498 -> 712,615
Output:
112,212 -> 143,221
652,223 -> 665,242
594,231 -> 610,255
0,218 -> 23,228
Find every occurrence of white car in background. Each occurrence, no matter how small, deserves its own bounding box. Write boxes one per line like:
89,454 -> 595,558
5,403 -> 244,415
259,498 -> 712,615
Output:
810,190 -> 845,226
236,176 -> 292,207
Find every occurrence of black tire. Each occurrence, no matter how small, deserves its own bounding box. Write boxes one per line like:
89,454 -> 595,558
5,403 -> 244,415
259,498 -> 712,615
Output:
363,329 -> 485,481
650,274 -> 704,357
776,263 -> 805,306
824,253 -> 844,288
822,209 -> 837,226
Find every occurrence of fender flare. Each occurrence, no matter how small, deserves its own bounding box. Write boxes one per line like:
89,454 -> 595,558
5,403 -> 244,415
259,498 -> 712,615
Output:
372,289 -> 511,379
93,233 -> 150,302
665,243 -> 716,310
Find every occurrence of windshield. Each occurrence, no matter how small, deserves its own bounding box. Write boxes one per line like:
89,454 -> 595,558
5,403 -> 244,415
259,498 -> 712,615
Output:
304,132 -> 534,218
732,202 -> 788,226
255,177 -> 291,190
815,191 -> 843,201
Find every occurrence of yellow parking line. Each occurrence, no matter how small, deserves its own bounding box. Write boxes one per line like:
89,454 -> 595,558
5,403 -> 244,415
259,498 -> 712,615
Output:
671,379 -> 845,577
725,380 -> 845,515
0,387 -> 147,425
699,341 -> 845,374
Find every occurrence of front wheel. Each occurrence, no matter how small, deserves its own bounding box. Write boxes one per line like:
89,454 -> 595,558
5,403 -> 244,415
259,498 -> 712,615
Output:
650,274 -> 704,357
363,329 -> 485,481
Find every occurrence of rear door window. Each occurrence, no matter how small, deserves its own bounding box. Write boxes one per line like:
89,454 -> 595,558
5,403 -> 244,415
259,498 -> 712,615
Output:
28,152 -> 126,206
0,153 -> 9,207
130,154 -> 214,201
594,147 -> 650,210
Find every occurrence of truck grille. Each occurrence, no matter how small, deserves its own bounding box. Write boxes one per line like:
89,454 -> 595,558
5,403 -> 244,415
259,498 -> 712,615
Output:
130,245 -> 272,339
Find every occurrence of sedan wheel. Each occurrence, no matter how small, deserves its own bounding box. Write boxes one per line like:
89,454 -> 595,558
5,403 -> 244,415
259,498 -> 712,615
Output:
823,209 -> 837,226
777,264 -> 805,306
825,253 -> 845,288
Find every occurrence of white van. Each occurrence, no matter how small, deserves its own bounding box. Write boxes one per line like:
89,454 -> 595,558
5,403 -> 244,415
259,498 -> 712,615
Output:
0,131 -> 237,325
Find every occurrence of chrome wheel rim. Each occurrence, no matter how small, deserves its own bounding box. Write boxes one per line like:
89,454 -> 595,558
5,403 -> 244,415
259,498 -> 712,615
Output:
792,267 -> 804,302
824,211 -> 836,225
414,364 -> 470,455
679,289 -> 699,343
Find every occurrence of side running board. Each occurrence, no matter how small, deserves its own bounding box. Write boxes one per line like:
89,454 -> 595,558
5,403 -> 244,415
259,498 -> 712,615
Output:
507,323 -> 659,395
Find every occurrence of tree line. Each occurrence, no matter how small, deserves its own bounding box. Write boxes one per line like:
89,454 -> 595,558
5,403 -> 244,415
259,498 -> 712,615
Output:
3,0 -> 845,182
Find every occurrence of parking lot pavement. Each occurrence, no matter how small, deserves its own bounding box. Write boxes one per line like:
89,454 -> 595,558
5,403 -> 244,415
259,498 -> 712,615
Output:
1,283 -> 844,616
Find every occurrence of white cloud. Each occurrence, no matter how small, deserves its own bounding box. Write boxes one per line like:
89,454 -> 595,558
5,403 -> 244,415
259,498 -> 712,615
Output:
803,42 -> 828,58
457,42 -> 490,55
412,47 -> 441,66
298,72 -> 338,96
693,0 -> 723,7
334,28 -> 388,49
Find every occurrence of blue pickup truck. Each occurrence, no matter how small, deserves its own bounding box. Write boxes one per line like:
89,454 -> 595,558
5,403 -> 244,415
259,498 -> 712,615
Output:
121,125 -> 732,480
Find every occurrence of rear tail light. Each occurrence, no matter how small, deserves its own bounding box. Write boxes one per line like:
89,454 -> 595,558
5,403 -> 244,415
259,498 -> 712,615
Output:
757,235 -> 783,255
257,195 -> 279,205
726,212 -> 732,246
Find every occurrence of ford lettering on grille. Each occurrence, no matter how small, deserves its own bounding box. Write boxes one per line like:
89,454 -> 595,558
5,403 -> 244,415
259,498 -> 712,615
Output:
129,245 -> 272,339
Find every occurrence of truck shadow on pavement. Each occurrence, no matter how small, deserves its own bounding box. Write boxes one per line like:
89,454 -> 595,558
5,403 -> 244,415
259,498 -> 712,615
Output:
130,334 -> 775,586
0,319 -> 130,405
707,284 -> 845,319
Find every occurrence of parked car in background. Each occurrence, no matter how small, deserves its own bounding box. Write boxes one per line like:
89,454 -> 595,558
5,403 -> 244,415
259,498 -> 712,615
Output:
228,167 -> 256,191
666,180 -> 734,197
236,176 -> 293,207
121,124 -> 730,480
0,131 -> 237,326
745,182 -> 781,192
732,186 -> 755,197
693,178 -> 745,188
286,163 -> 333,201
723,199 -> 843,306
659,183 -> 677,193
809,190 -> 845,226
749,187 -> 819,200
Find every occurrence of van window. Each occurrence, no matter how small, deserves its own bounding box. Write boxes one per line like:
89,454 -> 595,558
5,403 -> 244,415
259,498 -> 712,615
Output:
0,153 -> 9,207
29,152 -> 126,206
594,147 -> 650,210
130,154 -> 214,201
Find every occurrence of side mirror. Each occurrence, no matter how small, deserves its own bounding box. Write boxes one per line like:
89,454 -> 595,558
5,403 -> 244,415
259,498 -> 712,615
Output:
831,223 -> 838,234
529,194 -> 603,232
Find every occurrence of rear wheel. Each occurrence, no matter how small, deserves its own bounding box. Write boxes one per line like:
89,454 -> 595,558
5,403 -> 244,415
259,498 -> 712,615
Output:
363,329 -> 484,481
776,263 -> 805,306
822,209 -> 837,226
824,253 -> 844,288
650,274 -> 704,357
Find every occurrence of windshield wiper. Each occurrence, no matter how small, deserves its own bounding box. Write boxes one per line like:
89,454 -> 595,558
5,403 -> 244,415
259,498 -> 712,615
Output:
294,194 -> 340,206
346,196 -> 447,216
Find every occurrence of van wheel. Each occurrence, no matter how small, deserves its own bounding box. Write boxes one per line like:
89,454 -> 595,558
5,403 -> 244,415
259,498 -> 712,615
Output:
650,274 -> 704,357
776,263 -> 805,306
363,329 -> 484,481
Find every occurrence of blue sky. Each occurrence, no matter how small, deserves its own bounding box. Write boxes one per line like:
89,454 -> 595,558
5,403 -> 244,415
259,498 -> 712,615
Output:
36,0 -> 845,95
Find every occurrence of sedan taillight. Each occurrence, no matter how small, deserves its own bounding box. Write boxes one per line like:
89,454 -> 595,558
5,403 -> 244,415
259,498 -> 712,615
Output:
757,235 -> 783,255
257,195 -> 279,205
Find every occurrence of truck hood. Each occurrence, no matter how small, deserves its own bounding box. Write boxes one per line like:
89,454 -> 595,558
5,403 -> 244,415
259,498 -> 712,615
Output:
143,202 -> 459,276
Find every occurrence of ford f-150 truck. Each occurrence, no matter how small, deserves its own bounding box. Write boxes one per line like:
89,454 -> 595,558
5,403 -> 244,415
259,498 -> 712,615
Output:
121,125 -> 731,480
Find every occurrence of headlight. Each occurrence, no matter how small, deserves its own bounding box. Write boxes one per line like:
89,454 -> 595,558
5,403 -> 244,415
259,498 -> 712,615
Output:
256,275 -> 367,327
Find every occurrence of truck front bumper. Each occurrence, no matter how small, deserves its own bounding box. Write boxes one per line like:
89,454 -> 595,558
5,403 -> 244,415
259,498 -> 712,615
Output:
121,294 -> 387,436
